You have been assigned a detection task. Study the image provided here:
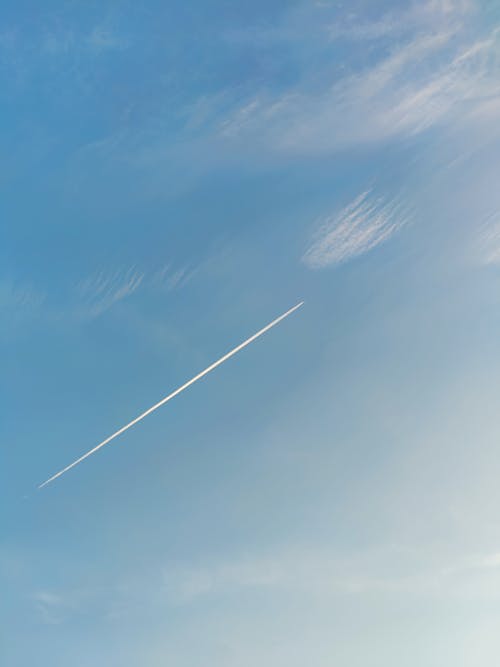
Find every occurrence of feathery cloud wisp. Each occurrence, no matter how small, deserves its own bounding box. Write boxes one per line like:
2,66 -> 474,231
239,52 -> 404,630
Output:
214,7 -> 500,156
75,261 -> 199,318
0,279 -> 46,338
162,543 -> 500,605
34,591 -> 74,625
477,212 -> 500,265
76,267 -> 144,317
302,190 -> 409,269
0,280 -> 45,311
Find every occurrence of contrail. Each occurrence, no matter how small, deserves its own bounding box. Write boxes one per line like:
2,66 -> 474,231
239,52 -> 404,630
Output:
38,301 -> 304,489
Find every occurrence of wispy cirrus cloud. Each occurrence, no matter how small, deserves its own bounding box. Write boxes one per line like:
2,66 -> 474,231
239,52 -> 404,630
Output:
327,0 -> 474,42
162,543 -> 500,605
477,211 -> 500,265
29,545 -> 500,628
216,28 -> 500,155
63,1 -> 500,186
85,26 -> 125,54
41,24 -> 125,57
0,21 -> 126,67
0,280 -> 45,311
75,261 -> 198,318
76,266 -> 144,318
302,190 -> 409,269
208,0 -> 500,159
34,590 -> 75,625
0,279 -> 46,337
0,258 -> 201,332
161,546 -> 422,605
33,587 -> 112,625
152,263 -> 198,292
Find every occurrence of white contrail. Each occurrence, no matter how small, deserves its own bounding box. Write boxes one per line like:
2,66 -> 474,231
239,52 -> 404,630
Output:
38,302 -> 304,489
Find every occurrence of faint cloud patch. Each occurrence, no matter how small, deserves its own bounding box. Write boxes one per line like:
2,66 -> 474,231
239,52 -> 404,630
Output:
86,26 -> 125,54
75,261 -> 198,318
76,266 -> 144,318
214,8 -> 500,156
42,30 -> 76,55
327,0 -> 474,42
59,1 -> 498,182
33,587 -> 119,625
0,279 -> 46,336
302,189 -> 410,269
154,264 -> 198,292
0,29 -> 19,58
42,25 -> 126,57
34,591 -> 75,625
163,558 -> 282,604
476,553 -> 500,569
478,211 -> 500,265
0,280 -> 45,310
161,543 -> 500,606
31,544 -> 500,626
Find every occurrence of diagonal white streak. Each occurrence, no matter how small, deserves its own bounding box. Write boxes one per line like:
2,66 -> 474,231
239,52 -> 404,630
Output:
38,302 -> 304,489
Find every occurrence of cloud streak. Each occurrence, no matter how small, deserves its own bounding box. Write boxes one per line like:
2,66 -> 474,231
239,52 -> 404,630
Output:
61,1 -> 500,185
0,279 -> 46,338
162,543 -> 500,605
213,7 -> 500,156
38,302 -> 304,488
302,190 -> 409,269
75,262 -> 197,318
76,267 -> 144,317
477,211 -> 500,265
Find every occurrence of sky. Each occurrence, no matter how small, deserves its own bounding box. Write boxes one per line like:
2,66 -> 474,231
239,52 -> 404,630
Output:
2,0 -> 500,664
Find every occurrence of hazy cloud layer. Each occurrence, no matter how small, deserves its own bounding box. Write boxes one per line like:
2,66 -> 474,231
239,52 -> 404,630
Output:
30,543 -> 500,627
477,211 -> 500,264
63,0 -> 500,182
302,190 -> 409,269
162,545 -> 500,605
216,30 -> 500,156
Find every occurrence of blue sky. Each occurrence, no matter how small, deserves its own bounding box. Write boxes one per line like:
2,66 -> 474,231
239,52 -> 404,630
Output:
3,0 -> 500,664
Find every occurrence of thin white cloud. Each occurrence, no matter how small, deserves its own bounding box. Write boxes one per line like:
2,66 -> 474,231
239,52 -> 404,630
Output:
153,263 -> 198,292
327,0 -> 473,42
162,543 -> 500,605
164,268 -> 187,291
0,280 -> 45,311
29,544 -> 500,627
32,587 -> 110,625
302,190 -> 409,269
86,26 -> 125,54
42,30 -> 76,55
214,9 -> 500,156
42,25 -> 125,57
163,558 -> 286,603
75,261 -> 199,318
0,259 -> 202,331
0,280 -> 46,338
64,1 -> 498,179
76,266 -> 144,317
34,591 -> 73,625
165,545 -> 432,604
476,553 -> 500,569
477,211 -> 500,265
